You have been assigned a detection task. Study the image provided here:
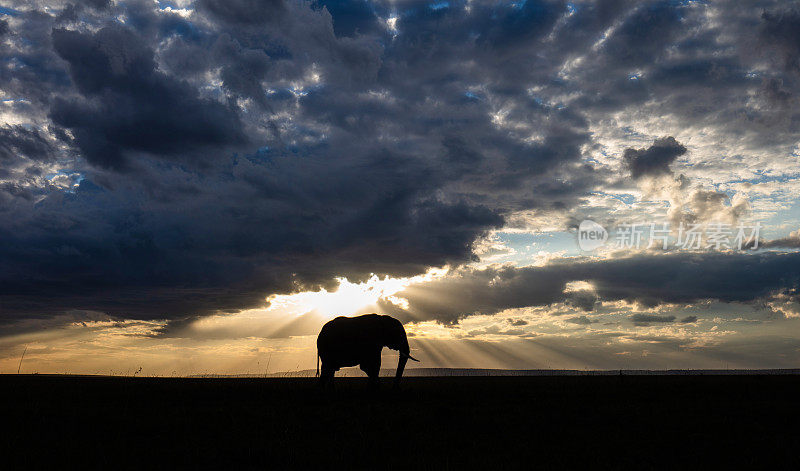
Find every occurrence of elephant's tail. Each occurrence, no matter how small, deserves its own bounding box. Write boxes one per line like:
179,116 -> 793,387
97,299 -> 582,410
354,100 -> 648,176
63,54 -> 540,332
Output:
316,350 -> 319,377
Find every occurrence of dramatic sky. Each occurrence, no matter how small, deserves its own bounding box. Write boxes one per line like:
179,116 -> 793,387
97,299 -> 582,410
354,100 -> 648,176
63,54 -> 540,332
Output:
2,0 -> 800,374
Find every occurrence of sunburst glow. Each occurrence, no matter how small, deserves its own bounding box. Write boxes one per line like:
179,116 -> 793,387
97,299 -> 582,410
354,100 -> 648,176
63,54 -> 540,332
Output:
266,268 -> 449,318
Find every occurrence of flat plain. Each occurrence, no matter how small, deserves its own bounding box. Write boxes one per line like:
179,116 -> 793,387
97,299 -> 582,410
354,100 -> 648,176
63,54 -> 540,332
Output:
3,374 -> 799,469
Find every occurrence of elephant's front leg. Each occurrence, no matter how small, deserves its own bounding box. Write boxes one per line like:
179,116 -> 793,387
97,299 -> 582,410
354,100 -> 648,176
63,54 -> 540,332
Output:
359,351 -> 381,389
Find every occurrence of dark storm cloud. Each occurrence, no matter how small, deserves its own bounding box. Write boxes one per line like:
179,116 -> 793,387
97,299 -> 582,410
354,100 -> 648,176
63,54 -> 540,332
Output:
2,0 -> 800,325
0,0 -> 582,322
760,8 -> 800,73
564,289 -> 598,312
679,316 -> 698,324
0,125 -> 54,162
762,231 -> 800,248
50,25 -> 247,170
549,0 -> 632,54
380,252 -> 800,324
76,0 -> 110,10
624,137 -> 687,179
566,315 -> 596,325
566,1 -> 800,154
630,314 -> 675,326
600,0 -> 684,67
198,0 -> 287,25
314,0 -> 381,37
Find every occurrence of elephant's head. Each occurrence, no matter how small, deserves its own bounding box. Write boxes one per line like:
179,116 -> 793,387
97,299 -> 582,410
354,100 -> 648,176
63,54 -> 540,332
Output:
380,316 -> 419,382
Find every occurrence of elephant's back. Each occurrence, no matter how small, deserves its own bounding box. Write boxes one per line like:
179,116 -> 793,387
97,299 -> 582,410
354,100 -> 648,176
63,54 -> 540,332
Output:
317,315 -> 379,351
318,316 -> 359,343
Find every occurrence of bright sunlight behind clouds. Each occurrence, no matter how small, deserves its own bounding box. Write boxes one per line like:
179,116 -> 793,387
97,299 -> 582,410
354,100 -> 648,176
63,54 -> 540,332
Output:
265,270 -> 448,318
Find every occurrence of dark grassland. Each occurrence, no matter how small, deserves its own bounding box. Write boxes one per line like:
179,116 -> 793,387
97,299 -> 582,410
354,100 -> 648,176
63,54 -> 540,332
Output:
2,375 -> 799,469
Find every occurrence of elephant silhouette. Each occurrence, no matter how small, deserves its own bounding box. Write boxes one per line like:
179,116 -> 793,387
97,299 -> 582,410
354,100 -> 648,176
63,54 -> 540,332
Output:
317,313 -> 419,388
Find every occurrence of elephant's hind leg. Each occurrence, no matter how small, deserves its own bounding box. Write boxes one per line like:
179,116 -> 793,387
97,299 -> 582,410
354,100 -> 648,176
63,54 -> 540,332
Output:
319,362 -> 335,390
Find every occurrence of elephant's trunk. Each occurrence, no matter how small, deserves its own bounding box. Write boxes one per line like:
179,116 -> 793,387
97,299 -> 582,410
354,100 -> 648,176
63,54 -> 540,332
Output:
396,353 -> 409,380
395,339 -> 411,382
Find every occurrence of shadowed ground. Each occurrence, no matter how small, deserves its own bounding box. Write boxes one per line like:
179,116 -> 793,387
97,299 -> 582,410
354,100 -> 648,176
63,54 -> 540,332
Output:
3,375 -> 799,469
